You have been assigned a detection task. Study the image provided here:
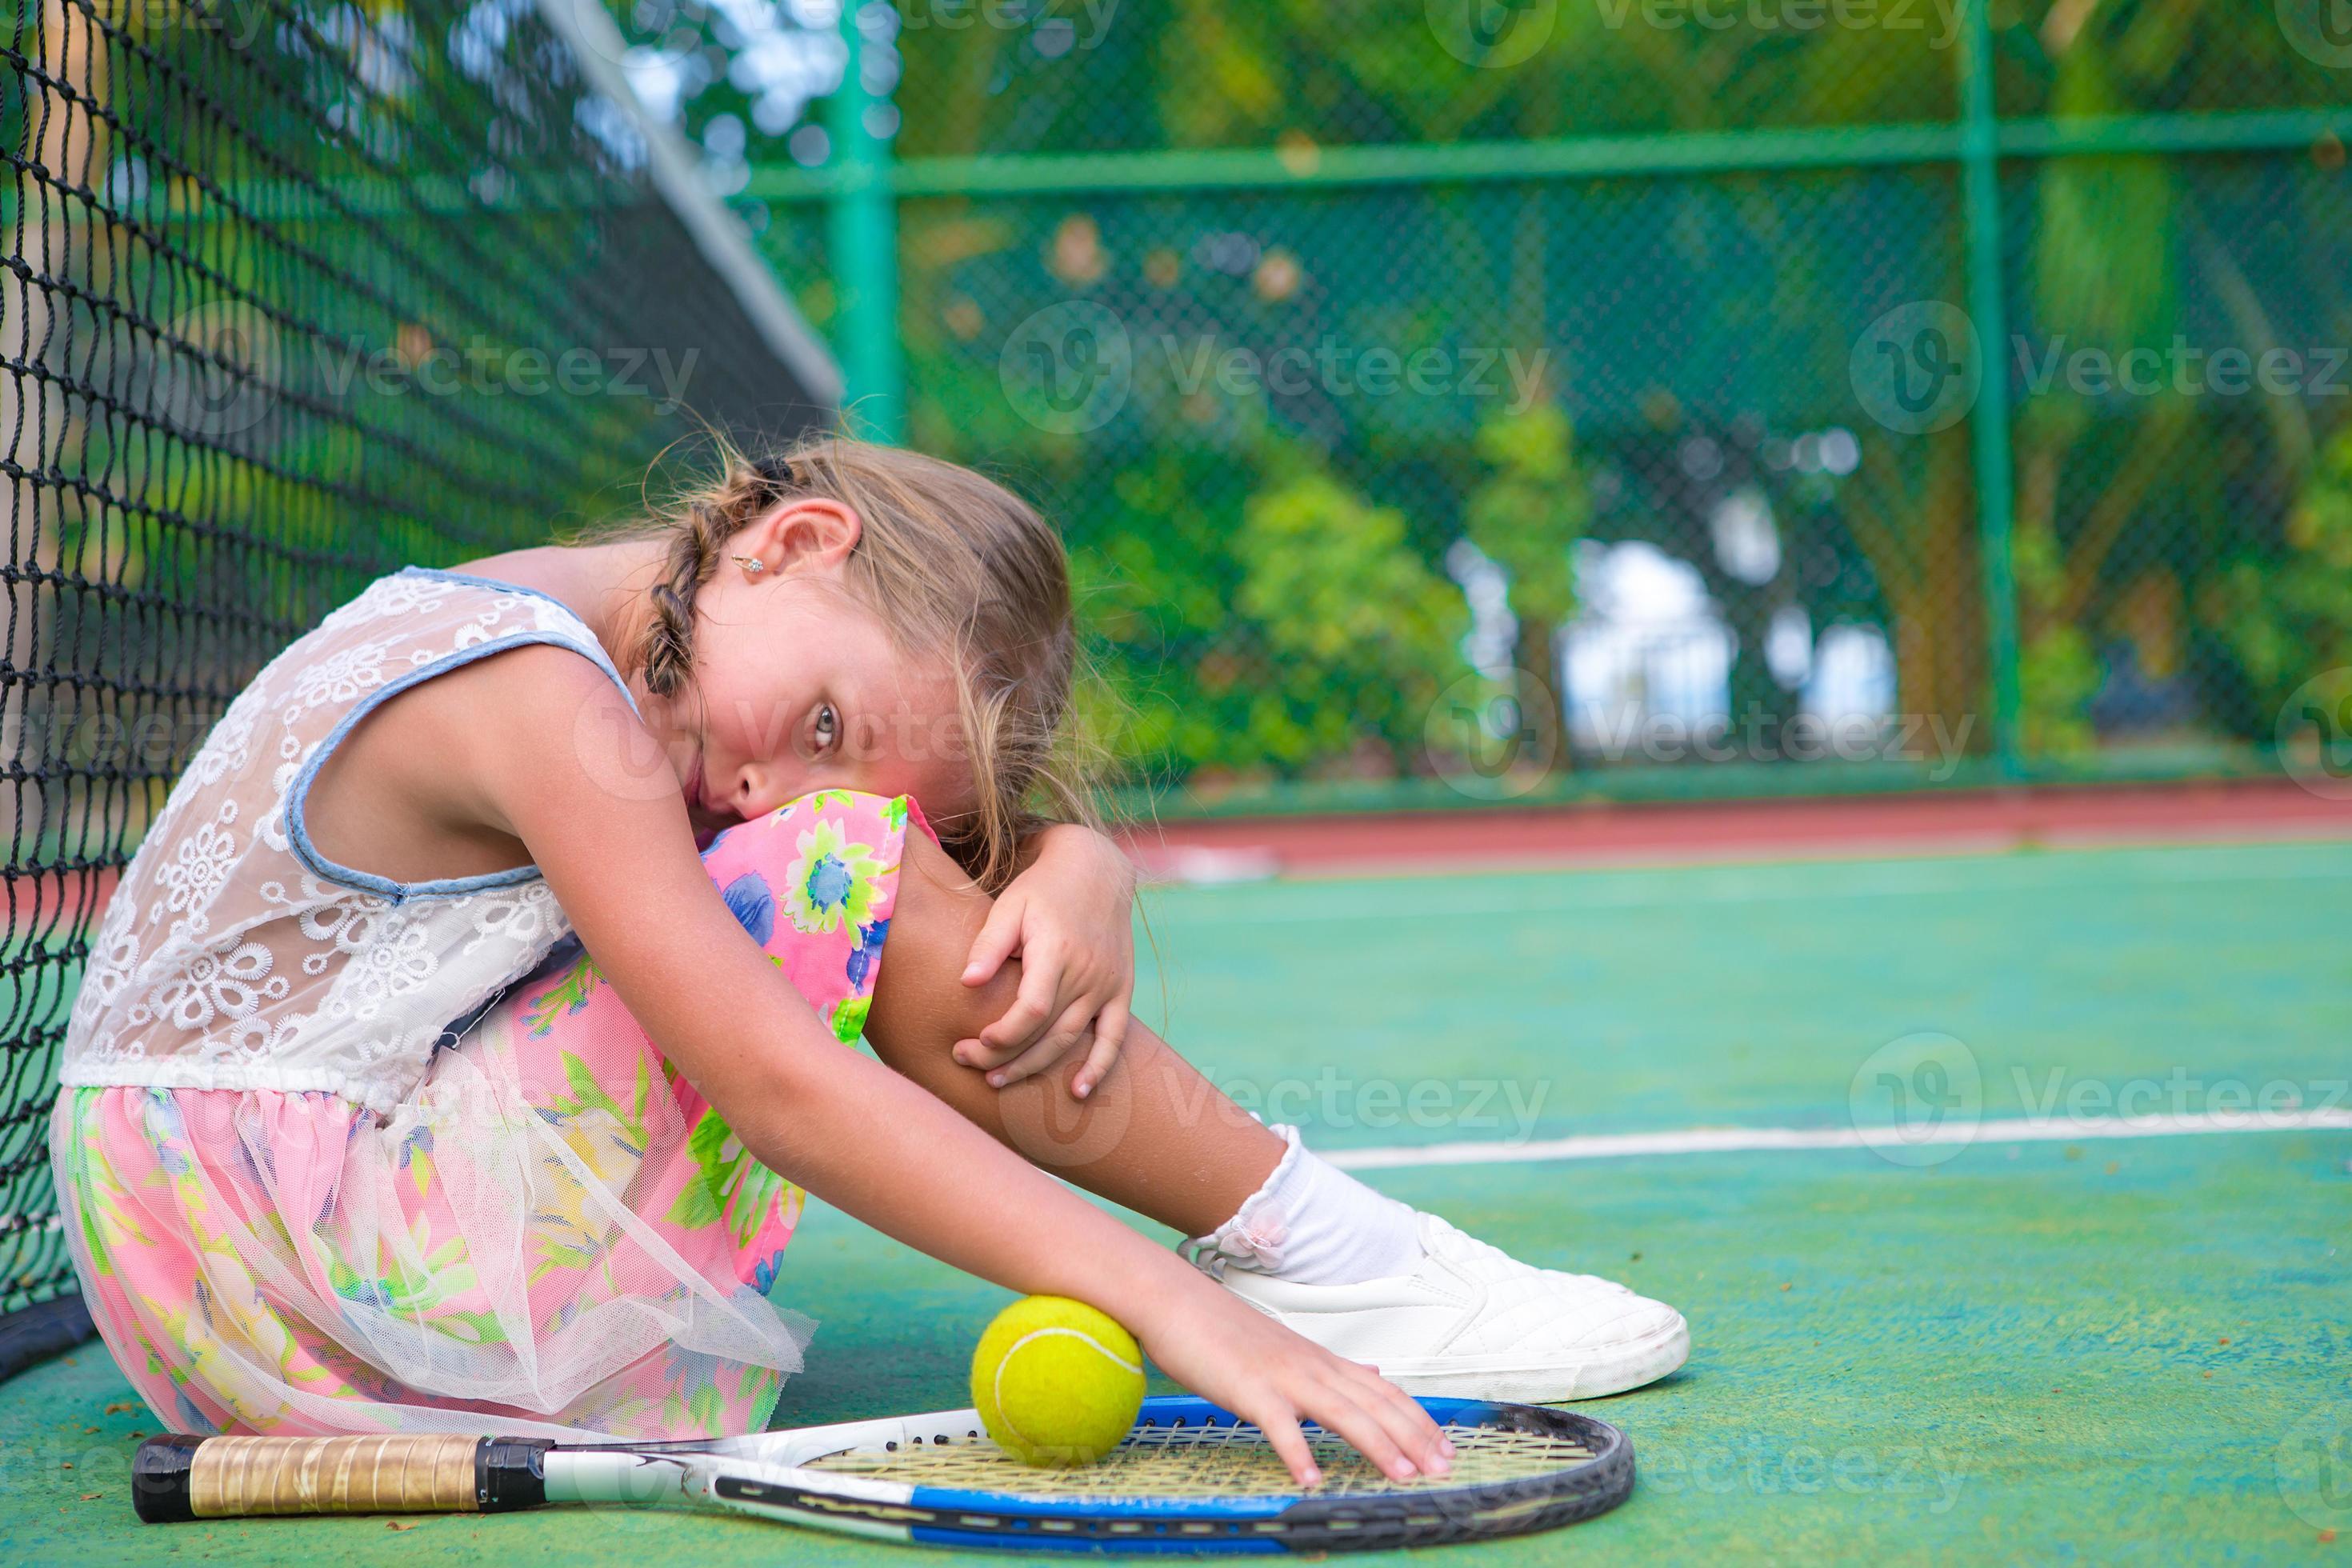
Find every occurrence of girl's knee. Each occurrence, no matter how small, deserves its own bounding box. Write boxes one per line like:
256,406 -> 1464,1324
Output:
701,791 -> 922,1043
711,790 -> 910,850
702,792 -> 920,897
863,829 -> 1018,1051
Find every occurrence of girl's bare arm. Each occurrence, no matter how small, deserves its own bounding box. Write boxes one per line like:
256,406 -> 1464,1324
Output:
452,652 -> 1446,1484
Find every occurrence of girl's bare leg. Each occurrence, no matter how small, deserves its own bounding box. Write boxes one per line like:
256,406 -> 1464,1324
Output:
865,830 -> 1692,1410
865,833 -> 1282,1238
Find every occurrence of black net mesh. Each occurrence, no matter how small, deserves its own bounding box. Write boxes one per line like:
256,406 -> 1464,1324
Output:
0,0 -> 826,1321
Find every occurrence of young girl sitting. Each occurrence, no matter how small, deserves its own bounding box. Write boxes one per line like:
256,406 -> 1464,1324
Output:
54,438 -> 1686,1486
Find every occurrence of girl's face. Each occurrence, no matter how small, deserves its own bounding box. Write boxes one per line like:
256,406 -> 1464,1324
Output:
643,502 -> 974,845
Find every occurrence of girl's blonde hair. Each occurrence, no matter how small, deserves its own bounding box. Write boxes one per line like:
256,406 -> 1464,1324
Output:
622,434 -> 1094,890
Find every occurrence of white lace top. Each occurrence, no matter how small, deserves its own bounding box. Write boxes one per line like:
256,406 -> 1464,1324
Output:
61,567 -> 639,1117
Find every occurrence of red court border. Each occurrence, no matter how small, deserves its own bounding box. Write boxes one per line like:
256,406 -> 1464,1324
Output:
28,782 -> 2350,926
1118,779 -> 2352,882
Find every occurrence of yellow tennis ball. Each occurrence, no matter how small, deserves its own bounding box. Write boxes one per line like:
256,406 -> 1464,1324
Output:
970,1294 -> 1146,1467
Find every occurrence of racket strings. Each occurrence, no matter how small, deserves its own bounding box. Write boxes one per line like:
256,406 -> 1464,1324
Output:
804,1421 -> 1597,1498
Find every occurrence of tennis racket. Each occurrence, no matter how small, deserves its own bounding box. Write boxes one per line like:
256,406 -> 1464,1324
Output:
134,1394 -> 1634,1554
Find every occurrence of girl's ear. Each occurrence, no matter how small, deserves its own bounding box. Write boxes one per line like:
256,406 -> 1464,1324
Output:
747,498 -> 862,577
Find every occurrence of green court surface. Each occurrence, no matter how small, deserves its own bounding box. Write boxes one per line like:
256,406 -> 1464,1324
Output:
5,839 -> 2347,1563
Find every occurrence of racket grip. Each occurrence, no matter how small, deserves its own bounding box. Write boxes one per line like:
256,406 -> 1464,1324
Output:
134,1434 -> 557,1522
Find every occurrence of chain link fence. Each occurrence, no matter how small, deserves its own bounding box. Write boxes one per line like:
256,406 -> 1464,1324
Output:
669,0 -> 2352,806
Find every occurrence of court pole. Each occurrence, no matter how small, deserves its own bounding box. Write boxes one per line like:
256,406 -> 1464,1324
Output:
828,2 -> 905,443
1959,0 -> 2023,779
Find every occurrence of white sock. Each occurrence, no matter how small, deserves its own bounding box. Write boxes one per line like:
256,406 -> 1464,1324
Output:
1181,1125 -> 1426,1286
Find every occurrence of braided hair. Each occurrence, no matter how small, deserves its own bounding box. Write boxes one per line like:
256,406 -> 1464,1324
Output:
639,455 -> 801,699
620,437 -> 1099,890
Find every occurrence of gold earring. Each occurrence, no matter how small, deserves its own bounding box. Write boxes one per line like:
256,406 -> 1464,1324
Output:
730,554 -> 766,575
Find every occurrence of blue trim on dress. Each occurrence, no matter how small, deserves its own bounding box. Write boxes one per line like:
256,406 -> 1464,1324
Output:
286,571 -> 643,904
393,566 -> 641,707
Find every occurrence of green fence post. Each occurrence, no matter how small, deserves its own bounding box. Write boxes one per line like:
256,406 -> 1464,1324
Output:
1960,0 -> 2022,778
827,2 -> 904,443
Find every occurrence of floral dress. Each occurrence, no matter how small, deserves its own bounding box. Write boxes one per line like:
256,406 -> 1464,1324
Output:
50,568 -> 920,1440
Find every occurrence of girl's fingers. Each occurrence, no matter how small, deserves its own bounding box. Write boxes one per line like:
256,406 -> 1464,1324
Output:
986,1000 -> 1095,1087
1348,1373 -> 1450,1474
982,1040 -> 1064,1087
1354,1361 -> 1432,1422
978,947 -> 1062,1049
1304,1385 -> 1418,1483
1349,1362 -> 1450,1456
1254,1406 -> 1322,1490
1082,998 -> 1130,1075
952,1035 -> 1023,1070
960,897 -> 1024,987
1311,1358 -> 1446,1475
1070,1010 -> 1126,1099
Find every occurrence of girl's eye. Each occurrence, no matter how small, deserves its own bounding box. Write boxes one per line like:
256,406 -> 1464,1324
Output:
813,703 -> 840,754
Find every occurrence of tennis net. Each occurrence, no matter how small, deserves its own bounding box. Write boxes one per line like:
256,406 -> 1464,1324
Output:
0,0 -> 835,1349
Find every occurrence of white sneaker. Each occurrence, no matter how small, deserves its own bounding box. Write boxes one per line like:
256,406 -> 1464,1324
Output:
1214,1214 -> 1690,1404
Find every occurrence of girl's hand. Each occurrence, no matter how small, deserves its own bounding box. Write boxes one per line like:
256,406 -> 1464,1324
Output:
1134,1282 -> 1454,1489
957,825 -> 1137,1098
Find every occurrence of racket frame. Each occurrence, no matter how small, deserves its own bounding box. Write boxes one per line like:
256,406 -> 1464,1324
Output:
543,1395 -> 1635,1552
137,1394 -> 1636,1554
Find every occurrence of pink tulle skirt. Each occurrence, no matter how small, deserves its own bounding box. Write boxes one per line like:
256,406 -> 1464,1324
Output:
52,790 -> 922,1440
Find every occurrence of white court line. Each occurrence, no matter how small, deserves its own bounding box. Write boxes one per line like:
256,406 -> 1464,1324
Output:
1323,1107 -> 2352,1171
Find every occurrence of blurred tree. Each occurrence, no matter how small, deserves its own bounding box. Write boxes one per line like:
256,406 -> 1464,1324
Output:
1462,404 -> 1585,714
2014,520 -> 2099,756
2210,423 -> 2352,725
1231,450 -> 1470,776
2004,1 -> 2346,746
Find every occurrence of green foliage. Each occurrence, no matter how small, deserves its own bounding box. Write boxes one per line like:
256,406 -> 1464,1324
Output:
2015,522 -> 2098,757
2211,426 -> 2352,719
2019,628 -> 2101,759
1464,405 -> 1585,636
1060,434 -> 1468,785
1062,446 -> 1257,778
2034,46 -> 2179,358
1231,457 -> 1469,773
